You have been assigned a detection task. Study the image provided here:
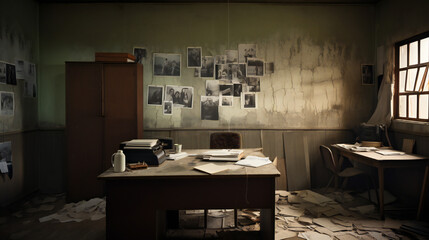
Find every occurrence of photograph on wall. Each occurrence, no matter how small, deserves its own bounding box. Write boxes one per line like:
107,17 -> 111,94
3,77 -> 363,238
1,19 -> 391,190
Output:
233,83 -> 243,97
215,64 -> 229,81
194,68 -> 200,77
15,60 -> 25,79
0,62 -> 6,84
361,64 -> 374,85
200,56 -> 214,78
201,96 -> 219,120
24,62 -> 37,98
246,77 -> 261,92
147,85 -> 164,106
133,47 -> 147,64
165,85 -> 193,108
225,50 -> 238,64
206,80 -> 220,96
220,95 -> 233,107
238,44 -> 257,63
0,141 -> 12,179
219,84 -> 233,96
229,64 -> 246,83
247,58 -> 264,77
265,62 -> 274,74
187,47 -> 202,68
241,92 -> 257,109
163,101 -> 173,115
0,92 -> 14,116
215,55 -> 227,65
153,53 -> 181,77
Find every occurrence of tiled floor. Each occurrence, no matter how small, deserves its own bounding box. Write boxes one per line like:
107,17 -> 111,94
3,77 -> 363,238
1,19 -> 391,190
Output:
0,189 -> 428,240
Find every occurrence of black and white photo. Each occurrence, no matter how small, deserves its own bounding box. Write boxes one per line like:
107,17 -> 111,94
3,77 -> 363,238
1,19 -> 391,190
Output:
187,47 -> 202,68
221,96 -> 233,107
147,85 -> 164,106
153,53 -> 181,77
15,60 -> 25,79
6,63 -> 16,85
219,84 -> 233,96
133,47 -> 147,64
225,50 -> 238,64
163,101 -> 173,115
229,64 -> 246,83
215,55 -> 227,64
265,62 -> 274,74
246,77 -> 261,92
247,58 -> 264,77
200,56 -> 214,78
201,96 -> 219,120
206,80 -> 220,96
238,44 -> 257,63
233,83 -> 243,97
165,85 -> 193,108
0,92 -> 14,116
24,62 -> 37,98
0,62 -> 6,84
215,64 -> 229,81
361,64 -> 374,85
0,141 -> 12,178
242,92 -> 257,109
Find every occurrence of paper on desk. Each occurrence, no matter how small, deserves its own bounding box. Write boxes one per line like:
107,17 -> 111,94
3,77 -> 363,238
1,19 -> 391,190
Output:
235,156 -> 271,168
167,152 -> 188,160
194,163 -> 242,174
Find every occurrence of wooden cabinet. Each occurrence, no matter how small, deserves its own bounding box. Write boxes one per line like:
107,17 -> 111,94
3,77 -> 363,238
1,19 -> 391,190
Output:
66,62 -> 143,202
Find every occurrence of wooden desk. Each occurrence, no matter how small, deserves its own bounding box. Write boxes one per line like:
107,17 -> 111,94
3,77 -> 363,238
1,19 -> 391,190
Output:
331,145 -> 429,219
98,148 -> 280,240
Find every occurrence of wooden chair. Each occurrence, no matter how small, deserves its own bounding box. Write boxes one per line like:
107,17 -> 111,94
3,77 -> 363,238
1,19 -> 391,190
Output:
204,132 -> 242,229
319,145 -> 379,204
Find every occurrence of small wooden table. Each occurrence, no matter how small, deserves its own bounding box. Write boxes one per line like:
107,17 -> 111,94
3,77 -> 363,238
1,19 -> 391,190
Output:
98,148 -> 280,240
331,144 -> 429,219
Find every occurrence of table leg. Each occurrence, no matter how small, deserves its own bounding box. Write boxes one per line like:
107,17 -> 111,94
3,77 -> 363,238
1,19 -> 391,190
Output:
378,167 -> 385,219
260,208 -> 275,240
417,165 -> 429,220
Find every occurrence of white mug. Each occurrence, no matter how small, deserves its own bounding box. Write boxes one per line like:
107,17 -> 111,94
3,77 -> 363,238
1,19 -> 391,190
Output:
174,144 -> 182,153
111,150 -> 126,172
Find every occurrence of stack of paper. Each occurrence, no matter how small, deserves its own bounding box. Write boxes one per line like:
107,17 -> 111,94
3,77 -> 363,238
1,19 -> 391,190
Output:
375,150 -> 405,155
202,149 -> 244,161
235,156 -> 271,168
167,152 -> 188,160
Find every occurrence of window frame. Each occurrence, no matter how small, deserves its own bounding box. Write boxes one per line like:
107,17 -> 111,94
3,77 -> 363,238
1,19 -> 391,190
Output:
394,31 -> 429,122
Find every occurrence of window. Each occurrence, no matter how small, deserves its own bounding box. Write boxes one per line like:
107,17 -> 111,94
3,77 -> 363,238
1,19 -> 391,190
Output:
395,32 -> 429,122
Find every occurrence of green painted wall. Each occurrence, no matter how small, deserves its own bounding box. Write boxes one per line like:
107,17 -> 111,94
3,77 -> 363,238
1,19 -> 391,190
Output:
39,3 -> 377,130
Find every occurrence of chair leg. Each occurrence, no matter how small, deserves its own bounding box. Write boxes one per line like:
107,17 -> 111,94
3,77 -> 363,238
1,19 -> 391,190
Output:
234,209 -> 238,228
325,175 -> 334,191
366,175 -> 372,203
204,209 -> 208,229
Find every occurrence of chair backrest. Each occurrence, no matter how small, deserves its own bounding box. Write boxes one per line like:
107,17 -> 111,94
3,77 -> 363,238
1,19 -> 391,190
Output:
319,145 -> 338,174
210,132 -> 242,149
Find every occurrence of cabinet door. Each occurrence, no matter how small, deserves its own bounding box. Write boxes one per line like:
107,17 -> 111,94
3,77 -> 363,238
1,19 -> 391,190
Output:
66,63 -> 104,202
102,64 -> 143,170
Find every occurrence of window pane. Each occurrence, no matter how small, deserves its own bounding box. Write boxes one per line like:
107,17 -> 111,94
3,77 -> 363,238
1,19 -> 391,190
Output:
421,38 -> 429,63
410,41 -> 418,65
399,95 -> 407,117
406,68 -> 417,91
415,67 -> 426,91
420,94 -> 429,119
409,95 -> 417,118
399,70 -> 407,93
400,44 -> 408,68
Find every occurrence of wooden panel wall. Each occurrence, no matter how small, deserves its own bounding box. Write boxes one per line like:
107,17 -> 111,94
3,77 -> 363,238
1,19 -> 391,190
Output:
144,129 -> 355,191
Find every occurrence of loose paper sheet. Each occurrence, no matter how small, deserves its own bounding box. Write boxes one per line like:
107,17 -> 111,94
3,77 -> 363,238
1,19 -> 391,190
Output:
194,163 -> 242,174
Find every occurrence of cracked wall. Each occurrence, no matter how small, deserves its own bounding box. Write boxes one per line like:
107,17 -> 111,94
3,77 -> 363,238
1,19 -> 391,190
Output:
39,3 -> 377,130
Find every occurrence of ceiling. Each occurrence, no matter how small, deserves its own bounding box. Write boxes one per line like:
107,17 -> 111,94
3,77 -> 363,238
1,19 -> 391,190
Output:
37,0 -> 380,4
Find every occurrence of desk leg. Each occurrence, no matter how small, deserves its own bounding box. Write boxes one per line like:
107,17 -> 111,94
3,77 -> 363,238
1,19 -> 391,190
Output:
260,208 -> 274,240
378,167 -> 385,219
417,165 -> 429,220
